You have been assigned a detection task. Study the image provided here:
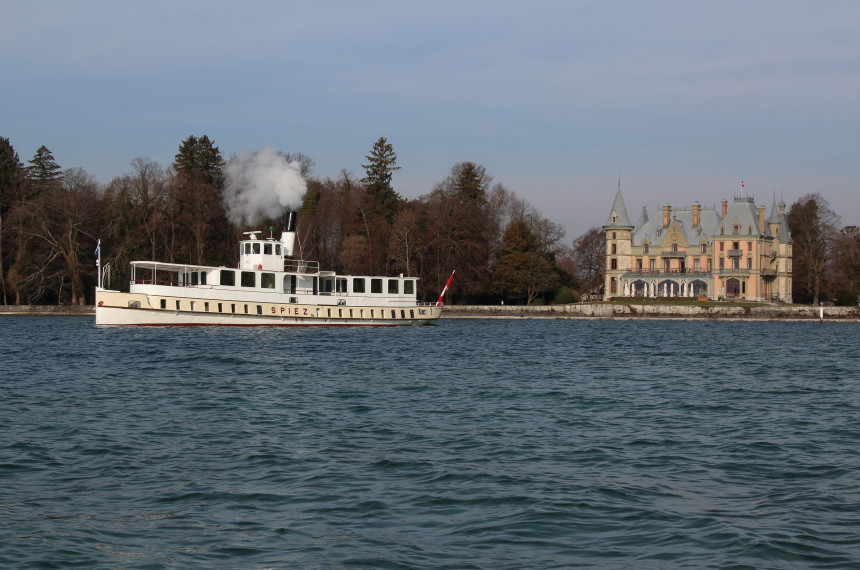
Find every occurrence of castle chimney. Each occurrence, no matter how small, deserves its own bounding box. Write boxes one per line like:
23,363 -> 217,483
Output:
758,206 -> 766,234
692,202 -> 701,227
662,204 -> 671,228
721,199 -> 728,218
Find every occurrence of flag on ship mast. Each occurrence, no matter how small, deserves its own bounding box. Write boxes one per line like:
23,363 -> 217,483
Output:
94,239 -> 101,258
437,270 -> 455,306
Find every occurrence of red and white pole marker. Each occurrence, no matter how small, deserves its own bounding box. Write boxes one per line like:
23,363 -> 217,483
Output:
436,270 -> 455,306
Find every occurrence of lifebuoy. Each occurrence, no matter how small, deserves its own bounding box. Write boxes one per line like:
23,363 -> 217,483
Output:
258,264 -> 262,270
98,301 -> 104,306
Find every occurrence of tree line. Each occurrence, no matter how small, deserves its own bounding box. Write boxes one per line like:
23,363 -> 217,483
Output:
1,135 -> 857,307
0,136 -> 581,306
786,193 -> 860,306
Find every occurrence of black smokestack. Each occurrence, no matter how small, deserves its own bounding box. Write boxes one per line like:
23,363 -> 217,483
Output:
284,211 -> 297,232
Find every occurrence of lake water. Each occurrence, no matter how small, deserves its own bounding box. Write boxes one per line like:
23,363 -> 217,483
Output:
1,316 -> 859,568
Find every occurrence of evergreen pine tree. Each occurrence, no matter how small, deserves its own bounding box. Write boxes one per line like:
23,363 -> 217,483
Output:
361,137 -> 401,223
26,145 -> 62,195
0,137 -> 24,304
174,135 -> 225,189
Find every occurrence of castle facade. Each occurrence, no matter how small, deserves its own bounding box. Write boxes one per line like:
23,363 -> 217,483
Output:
603,185 -> 793,302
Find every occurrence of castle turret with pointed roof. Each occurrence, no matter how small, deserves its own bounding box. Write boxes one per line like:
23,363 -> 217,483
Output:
602,179 -> 635,298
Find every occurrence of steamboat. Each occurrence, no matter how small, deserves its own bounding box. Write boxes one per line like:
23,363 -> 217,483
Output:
94,212 -> 444,326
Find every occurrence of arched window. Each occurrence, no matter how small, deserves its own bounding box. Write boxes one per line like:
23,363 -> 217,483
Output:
726,278 -> 740,297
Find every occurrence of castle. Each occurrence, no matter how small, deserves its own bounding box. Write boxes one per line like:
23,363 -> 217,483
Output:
603,183 -> 793,302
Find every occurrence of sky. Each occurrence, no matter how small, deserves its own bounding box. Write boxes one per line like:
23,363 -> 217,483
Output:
2,0 -> 859,238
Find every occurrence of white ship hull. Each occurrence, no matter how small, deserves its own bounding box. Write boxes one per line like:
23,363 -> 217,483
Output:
95,288 -> 441,327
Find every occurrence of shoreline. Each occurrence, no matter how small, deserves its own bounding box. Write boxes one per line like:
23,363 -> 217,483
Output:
441,303 -> 860,321
2,303 -> 858,321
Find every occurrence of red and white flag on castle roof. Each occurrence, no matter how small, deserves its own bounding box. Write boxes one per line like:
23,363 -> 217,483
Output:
741,180 -> 745,188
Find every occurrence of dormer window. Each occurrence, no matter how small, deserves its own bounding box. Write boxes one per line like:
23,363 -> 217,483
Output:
643,244 -> 649,254
612,215 -> 617,223
672,243 -> 678,252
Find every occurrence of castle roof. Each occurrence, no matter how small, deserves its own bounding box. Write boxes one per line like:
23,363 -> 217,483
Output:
604,185 -> 633,228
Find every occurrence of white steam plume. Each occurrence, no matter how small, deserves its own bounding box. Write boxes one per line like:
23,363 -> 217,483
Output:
222,147 -> 307,227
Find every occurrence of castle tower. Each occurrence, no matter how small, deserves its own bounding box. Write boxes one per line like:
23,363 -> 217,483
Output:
602,179 -> 634,299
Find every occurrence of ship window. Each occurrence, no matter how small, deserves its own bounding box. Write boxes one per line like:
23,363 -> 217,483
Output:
353,278 -> 365,293
261,273 -> 275,289
176,300 -> 181,310
264,243 -> 272,255
244,243 -> 251,255
388,280 -> 399,294
190,301 -> 195,310
404,280 -> 414,294
391,310 -> 396,319
338,309 -> 342,318
276,245 -> 281,255
220,270 -> 235,286
371,279 -> 383,293
253,243 -> 261,254
231,303 -> 236,314
327,308 -> 331,318
257,305 -> 262,314
218,303 -> 222,313
350,309 -> 353,318
200,271 -> 206,285
336,278 -> 348,293
401,310 -> 406,319
204,302 -> 209,312
244,304 -> 248,314
290,297 -> 297,304
191,272 -> 198,285
410,310 -> 414,319
241,271 -> 255,288
160,299 -> 166,309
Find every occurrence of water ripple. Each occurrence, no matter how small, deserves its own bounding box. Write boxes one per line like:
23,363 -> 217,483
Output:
1,317 -> 859,568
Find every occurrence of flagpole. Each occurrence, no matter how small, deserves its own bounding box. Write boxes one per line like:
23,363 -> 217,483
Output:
96,239 -> 101,289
